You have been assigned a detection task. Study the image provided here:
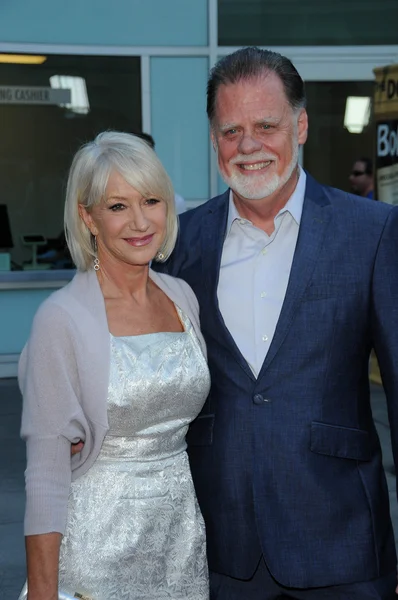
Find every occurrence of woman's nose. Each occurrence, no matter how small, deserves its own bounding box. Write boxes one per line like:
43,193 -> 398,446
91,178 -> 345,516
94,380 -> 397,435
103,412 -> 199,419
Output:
130,207 -> 149,232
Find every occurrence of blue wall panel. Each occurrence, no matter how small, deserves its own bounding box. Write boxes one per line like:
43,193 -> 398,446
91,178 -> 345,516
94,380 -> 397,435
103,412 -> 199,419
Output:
151,57 -> 209,200
0,0 -> 207,46
0,289 -> 54,354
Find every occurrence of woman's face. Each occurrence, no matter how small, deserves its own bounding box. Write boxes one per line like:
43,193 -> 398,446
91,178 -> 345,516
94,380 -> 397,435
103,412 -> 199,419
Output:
80,170 -> 167,268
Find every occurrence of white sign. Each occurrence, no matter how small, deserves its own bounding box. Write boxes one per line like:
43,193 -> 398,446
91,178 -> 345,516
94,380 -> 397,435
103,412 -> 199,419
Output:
0,86 -> 71,105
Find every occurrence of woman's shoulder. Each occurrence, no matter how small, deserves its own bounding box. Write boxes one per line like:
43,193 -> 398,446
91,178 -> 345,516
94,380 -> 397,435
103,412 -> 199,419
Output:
150,270 -> 197,303
30,271 -> 96,334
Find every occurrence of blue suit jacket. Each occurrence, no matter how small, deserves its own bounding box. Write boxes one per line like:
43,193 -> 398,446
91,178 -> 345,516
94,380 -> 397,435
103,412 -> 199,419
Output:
155,174 -> 398,588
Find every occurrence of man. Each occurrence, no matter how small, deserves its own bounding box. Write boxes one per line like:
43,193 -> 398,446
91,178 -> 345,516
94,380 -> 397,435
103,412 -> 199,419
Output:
349,157 -> 375,199
155,47 -> 398,598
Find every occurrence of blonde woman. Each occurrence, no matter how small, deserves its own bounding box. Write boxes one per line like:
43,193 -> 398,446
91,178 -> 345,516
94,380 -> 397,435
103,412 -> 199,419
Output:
19,132 -> 210,600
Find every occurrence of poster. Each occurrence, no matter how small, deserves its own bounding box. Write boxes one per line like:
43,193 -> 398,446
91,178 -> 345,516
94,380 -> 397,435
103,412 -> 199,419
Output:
373,64 -> 398,204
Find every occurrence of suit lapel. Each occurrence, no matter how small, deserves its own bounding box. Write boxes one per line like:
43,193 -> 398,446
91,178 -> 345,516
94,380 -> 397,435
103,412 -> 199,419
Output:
201,190 -> 256,381
257,174 -> 332,380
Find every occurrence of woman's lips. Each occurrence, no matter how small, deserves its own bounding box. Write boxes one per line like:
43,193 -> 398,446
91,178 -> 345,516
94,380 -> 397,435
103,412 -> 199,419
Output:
124,234 -> 154,247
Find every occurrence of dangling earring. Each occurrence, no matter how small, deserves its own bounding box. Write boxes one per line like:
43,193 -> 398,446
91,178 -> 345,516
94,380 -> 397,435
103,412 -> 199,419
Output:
156,251 -> 165,261
93,236 -> 100,271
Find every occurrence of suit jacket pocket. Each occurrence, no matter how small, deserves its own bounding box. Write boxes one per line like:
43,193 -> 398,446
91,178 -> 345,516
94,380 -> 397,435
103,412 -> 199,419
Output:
310,421 -> 371,461
186,414 -> 214,446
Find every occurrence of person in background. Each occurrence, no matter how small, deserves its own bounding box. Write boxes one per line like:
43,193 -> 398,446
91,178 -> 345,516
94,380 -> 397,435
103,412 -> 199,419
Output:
19,131 -> 210,600
155,47 -> 398,599
135,132 -> 187,214
349,157 -> 375,199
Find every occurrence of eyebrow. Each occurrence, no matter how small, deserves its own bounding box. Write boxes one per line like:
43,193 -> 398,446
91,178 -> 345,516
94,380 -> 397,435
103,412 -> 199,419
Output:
105,195 -> 128,202
218,122 -> 238,133
218,117 -> 280,132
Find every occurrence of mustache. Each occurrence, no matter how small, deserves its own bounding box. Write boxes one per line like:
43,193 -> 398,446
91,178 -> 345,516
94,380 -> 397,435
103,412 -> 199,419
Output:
230,153 -> 276,165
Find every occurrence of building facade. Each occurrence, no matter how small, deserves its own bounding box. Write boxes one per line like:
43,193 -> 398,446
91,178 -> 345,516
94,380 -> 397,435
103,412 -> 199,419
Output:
0,0 -> 397,376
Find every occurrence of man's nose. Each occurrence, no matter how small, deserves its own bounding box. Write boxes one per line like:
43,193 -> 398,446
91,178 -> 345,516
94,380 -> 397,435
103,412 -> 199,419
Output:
238,133 -> 262,154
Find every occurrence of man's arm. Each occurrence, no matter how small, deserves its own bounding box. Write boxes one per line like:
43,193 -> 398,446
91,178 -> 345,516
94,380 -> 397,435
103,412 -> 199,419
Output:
371,206 -> 398,474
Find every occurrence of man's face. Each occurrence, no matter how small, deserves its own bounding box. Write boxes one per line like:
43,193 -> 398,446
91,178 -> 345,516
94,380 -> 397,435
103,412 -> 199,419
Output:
211,72 -> 308,203
349,161 -> 372,196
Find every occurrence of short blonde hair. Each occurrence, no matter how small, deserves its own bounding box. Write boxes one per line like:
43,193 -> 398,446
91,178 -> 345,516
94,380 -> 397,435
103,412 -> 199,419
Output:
64,131 -> 178,271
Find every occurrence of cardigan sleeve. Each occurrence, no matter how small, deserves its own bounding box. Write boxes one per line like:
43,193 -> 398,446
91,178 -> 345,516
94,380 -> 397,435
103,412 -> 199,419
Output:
19,300 -> 86,535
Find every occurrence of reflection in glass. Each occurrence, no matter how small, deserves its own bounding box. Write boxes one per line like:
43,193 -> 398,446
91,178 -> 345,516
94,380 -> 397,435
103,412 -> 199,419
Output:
304,81 -> 374,193
0,55 -> 141,269
218,0 -> 398,46
50,75 -> 90,115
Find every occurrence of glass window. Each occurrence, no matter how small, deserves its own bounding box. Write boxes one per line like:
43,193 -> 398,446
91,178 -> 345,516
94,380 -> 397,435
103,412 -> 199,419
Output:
304,81 -> 374,193
218,0 -> 398,46
0,54 -> 141,270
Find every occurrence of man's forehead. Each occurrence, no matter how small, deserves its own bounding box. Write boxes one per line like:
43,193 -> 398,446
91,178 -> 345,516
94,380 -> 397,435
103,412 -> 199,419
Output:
218,72 -> 284,95
215,74 -> 288,111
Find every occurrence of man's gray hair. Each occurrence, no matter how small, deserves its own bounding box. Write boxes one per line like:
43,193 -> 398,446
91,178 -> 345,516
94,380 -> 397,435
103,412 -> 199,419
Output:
207,47 -> 306,124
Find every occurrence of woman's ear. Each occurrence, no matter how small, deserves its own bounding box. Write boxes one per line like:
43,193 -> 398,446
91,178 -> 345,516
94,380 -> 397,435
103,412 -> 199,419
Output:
78,204 -> 98,236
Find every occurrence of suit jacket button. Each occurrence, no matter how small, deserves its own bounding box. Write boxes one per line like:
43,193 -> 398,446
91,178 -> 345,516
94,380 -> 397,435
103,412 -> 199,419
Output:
253,394 -> 266,405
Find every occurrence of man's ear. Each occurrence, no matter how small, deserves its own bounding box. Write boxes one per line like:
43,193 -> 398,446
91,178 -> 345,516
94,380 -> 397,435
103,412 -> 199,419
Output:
78,204 -> 98,237
210,128 -> 217,152
297,108 -> 308,145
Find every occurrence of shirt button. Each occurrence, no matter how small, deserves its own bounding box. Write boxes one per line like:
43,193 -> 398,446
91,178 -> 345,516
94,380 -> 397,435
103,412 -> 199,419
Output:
260,292 -> 267,298
262,335 -> 268,342
239,219 -> 246,225
262,248 -> 267,255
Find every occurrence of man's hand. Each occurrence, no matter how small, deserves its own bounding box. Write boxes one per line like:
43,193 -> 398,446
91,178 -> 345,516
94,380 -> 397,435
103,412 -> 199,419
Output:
71,441 -> 84,456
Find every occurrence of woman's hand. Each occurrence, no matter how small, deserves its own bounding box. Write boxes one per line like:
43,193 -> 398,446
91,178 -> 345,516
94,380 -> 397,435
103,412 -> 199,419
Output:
71,441 -> 84,455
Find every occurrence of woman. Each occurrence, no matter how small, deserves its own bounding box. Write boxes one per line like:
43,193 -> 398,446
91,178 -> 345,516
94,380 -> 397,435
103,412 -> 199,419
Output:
19,131 -> 211,600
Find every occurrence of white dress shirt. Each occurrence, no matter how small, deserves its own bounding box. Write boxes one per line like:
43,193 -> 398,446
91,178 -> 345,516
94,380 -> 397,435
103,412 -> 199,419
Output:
217,168 -> 306,377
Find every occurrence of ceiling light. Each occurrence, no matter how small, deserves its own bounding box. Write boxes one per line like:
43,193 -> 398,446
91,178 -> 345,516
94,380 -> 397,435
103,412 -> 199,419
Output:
344,96 -> 371,134
0,54 -> 47,65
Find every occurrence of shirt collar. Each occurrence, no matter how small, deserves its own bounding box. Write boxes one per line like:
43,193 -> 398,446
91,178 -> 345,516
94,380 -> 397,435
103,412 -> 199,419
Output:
226,165 -> 306,234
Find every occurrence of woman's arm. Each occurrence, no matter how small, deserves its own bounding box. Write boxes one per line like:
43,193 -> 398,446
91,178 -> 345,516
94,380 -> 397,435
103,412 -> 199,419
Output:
19,302 -> 80,596
26,532 -> 61,600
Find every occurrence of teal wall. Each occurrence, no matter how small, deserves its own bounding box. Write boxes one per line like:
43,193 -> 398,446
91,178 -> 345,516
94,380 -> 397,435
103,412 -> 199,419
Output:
151,57 -> 210,200
0,0 -> 208,46
0,1 -> 211,361
0,289 -> 55,354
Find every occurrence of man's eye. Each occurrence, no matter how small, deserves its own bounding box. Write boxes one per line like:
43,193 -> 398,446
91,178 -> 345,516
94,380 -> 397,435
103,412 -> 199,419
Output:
225,129 -> 237,136
109,203 -> 125,211
261,124 -> 271,130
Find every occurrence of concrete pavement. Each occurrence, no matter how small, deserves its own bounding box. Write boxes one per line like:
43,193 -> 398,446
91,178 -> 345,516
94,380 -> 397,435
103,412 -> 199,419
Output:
0,378 -> 397,596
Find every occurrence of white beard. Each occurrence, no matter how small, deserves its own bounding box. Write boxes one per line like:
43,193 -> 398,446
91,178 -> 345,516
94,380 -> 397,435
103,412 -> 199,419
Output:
218,139 -> 299,201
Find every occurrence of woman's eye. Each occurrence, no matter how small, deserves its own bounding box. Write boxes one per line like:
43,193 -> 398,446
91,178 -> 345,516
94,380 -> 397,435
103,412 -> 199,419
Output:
145,198 -> 160,205
109,203 -> 125,211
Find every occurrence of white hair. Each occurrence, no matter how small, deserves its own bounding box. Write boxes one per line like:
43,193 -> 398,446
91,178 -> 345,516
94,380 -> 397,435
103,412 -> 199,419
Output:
64,131 -> 177,271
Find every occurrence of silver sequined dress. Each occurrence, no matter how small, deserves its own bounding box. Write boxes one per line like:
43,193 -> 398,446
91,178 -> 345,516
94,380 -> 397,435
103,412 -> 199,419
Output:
58,308 -> 211,600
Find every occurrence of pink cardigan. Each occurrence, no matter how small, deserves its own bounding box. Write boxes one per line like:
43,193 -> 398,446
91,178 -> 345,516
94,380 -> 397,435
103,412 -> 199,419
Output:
19,269 -> 207,536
